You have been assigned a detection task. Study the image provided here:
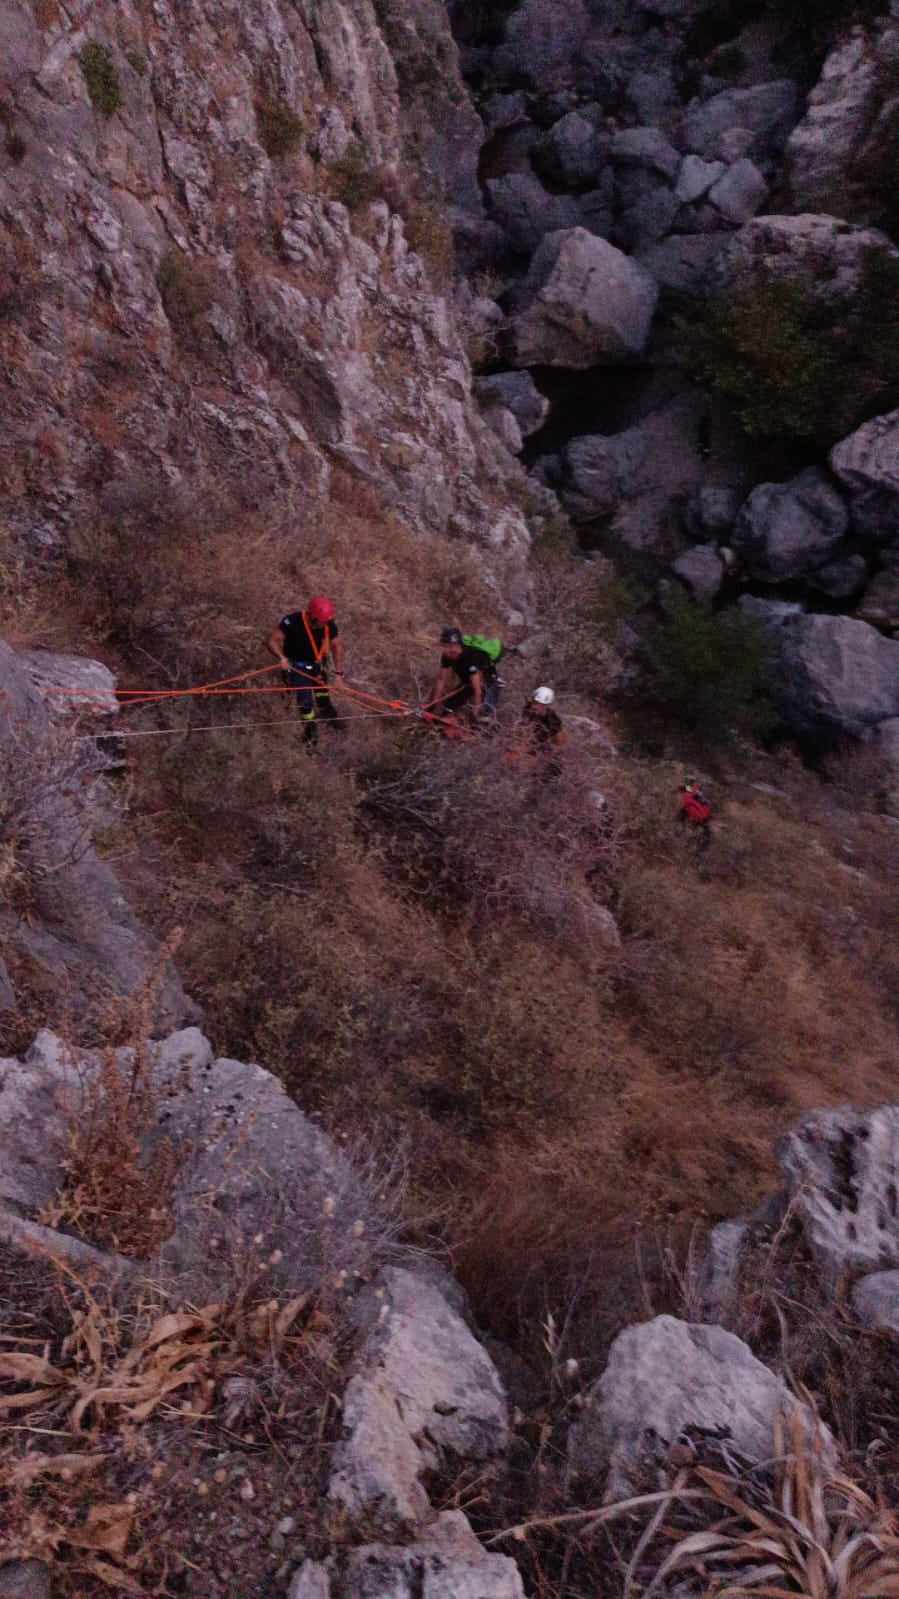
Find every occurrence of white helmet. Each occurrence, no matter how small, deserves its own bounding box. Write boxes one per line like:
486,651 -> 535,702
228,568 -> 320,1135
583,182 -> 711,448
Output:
532,686 -> 555,706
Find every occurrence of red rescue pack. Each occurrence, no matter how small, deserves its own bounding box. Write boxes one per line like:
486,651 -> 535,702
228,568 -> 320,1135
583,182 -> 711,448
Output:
682,792 -> 712,825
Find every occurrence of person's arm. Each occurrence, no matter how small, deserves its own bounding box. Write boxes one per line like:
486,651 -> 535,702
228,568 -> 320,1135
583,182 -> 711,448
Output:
427,667 -> 451,711
551,728 -> 567,749
331,633 -> 345,676
266,626 -> 290,670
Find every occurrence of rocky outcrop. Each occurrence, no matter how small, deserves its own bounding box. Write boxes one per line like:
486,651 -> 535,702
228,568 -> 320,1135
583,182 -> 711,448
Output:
330,1266 -> 509,1529
568,1315 -> 833,1499
475,372 -> 549,439
777,1106 -> 899,1286
831,408 -> 899,539
787,24 -> 899,214
714,214 -> 898,303
672,543 -> 725,601
683,82 -> 800,163
852,1270 -> 899,1332
731,469 -> 849,583
511,229 -> 658,368
291,1512 -> 525,1599
0,642 -> 192,1028
773,613 -> 899,739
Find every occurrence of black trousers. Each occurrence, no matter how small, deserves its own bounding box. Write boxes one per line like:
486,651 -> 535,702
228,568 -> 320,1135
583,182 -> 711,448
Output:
285,668 -> 342,744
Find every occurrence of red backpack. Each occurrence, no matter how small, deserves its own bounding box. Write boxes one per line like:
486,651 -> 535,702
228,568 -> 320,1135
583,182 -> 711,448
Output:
683,790 -> 712,825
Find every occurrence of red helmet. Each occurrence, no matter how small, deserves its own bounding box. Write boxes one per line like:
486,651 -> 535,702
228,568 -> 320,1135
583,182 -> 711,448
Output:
307,595 -> 335,623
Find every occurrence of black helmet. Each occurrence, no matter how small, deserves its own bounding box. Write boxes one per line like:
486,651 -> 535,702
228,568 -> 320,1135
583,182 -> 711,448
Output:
440,626 -> 463,645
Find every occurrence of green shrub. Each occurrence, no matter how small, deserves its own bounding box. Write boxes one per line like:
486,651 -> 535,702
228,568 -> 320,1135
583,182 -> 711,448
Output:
79,41 -> 121,117
256,97 -> 304,160
629,592 -> 776,747
125,48 -> 147,77
680,249 -> 899,445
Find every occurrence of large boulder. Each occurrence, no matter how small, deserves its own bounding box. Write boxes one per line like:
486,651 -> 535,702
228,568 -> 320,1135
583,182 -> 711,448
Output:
561,429 -> 649,521
638,235 -> 728,304
706,158 -> 768,225
535,109 -> 608,190
683,82 -> 800,163
777,1107 -> 899,1285
672,543 -> 725,601
786,28 -> 885,212
612,126 -> 681,182
774,613 -> 899,737
329,1267 -> 509,1529
568,1315 -> 832,1499
731,468 -> 849,582
493,0 -> 592,90
290,1512 -> 525,1599
17,651 -> 119,720
857,567 -> 899,631
831,408 -> 899,538
511,229 -> 658,368
474,372 -> 549,438
485,173 -> 581,256
714,214 -> 898,304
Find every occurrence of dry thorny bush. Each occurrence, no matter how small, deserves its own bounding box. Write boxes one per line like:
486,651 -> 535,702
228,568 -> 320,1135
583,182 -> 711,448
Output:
0,1250 -> 347,1595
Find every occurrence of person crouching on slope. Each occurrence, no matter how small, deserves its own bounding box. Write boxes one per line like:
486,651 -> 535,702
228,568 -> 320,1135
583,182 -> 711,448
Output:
508,686 -> 566,774
678,777 -> 712,850
267,596 -> 345,746
428,627 -> 500,727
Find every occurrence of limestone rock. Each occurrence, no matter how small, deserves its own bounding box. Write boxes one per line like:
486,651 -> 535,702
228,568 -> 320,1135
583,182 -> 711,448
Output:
482,406 -> 523,454
808,554 -> 869,600
700,1220 -> 749,1321
329,1268 -> 509,1529
339,1512 -> 525,1599
569,1315 -> 832,1498
638,235 -> 727,303
562,429 -> 648,521
486,173 -> 581,255
474,372 -> 549,438
289,1564 -> 332,1599
675,155 -> 726,204
493,0 -> 592,91
535,110 -> 607,190
707,158 -> 768,224
683,81 -> 800,162
831,408 -> 899,539
787,29 -> 882,211
857,568 -> 899,630
0,1563 -> 52,1599
777,1106 -> 899,1283
0,1032 -> 75,1215
612,126 -> 681,182
672,543 -> 724,600
852,1270 -> 899,1332
739,595 -> 805,629
715,215 -> 899,305
512,229 -> 658,368
18,651 -> 118,720
0,643 -> 193,1026
732,469 -> 849,582
774,613 -> 899,737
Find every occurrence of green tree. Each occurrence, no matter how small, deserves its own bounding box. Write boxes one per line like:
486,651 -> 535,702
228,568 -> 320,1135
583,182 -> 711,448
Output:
633,593 -> 776,747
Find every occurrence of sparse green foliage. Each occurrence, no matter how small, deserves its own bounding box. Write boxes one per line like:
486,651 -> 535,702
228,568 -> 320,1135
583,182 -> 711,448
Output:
681,249 -> 899,444
79,41 -> 121,117
678,276 -> 838,442
256,96 -> 304,159
124,47 -> 147,77
631,591 -> 776,746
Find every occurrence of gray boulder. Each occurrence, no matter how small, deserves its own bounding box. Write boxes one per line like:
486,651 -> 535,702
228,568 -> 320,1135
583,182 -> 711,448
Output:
562,429 -> 648,521
853,1270 -> 899,1333
475,372 -> 549,438
775,613 -> 899,736
616,186 -> 680,253
739,595 -> 805,629
696,484 -> 744,535
831,408 -> 899,538
0,642 -> 193,1027
482,405 -> 523,454
787,29 -> 881,212
612,126 -> 681,182
778,1106 -> 899,1284
715,215 -> 898,304
808,553 -> 869,600
0,1564 -> 52,1599
672,543 -> 725,600
676,155 -> 726,205
535,110 -> 607,190
329,1267 -> 509,1529
683,81 -> 800,162
857,567 -> 899,630
291,1512 -> 525,1599
512,228 -> 658,368
700,1220 -> 749,1321
0,1033 -> 74,1216
637,235 -> 727,303
707,159 -> 768,224
732,468 -> 849,582
17,650 -> 118,720
493,0 -> 592,90
569,1315 -> 833,1498
485,173 -> 581,256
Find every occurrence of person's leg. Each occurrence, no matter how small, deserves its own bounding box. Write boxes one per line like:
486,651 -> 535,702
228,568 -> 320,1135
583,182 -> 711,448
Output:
484,675 -> 501,715
315,688 -> 343,732
287,670 -> 318,743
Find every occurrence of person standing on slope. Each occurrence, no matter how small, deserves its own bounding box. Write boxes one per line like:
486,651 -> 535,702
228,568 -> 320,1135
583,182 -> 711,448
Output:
267,596 -> 345,746
510,686 -> 566,774
678,777 -> 713,850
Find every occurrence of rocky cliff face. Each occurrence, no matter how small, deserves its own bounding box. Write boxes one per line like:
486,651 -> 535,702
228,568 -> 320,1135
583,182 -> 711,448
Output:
0,0 -> 530,582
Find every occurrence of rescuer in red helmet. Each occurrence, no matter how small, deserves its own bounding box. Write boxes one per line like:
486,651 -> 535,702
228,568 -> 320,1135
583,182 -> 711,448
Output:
266,595 -> 345,746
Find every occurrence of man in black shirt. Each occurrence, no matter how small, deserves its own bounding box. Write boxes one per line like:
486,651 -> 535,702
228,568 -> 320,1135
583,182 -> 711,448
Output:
428,626 -> 500,724
266,595 -> 345,745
